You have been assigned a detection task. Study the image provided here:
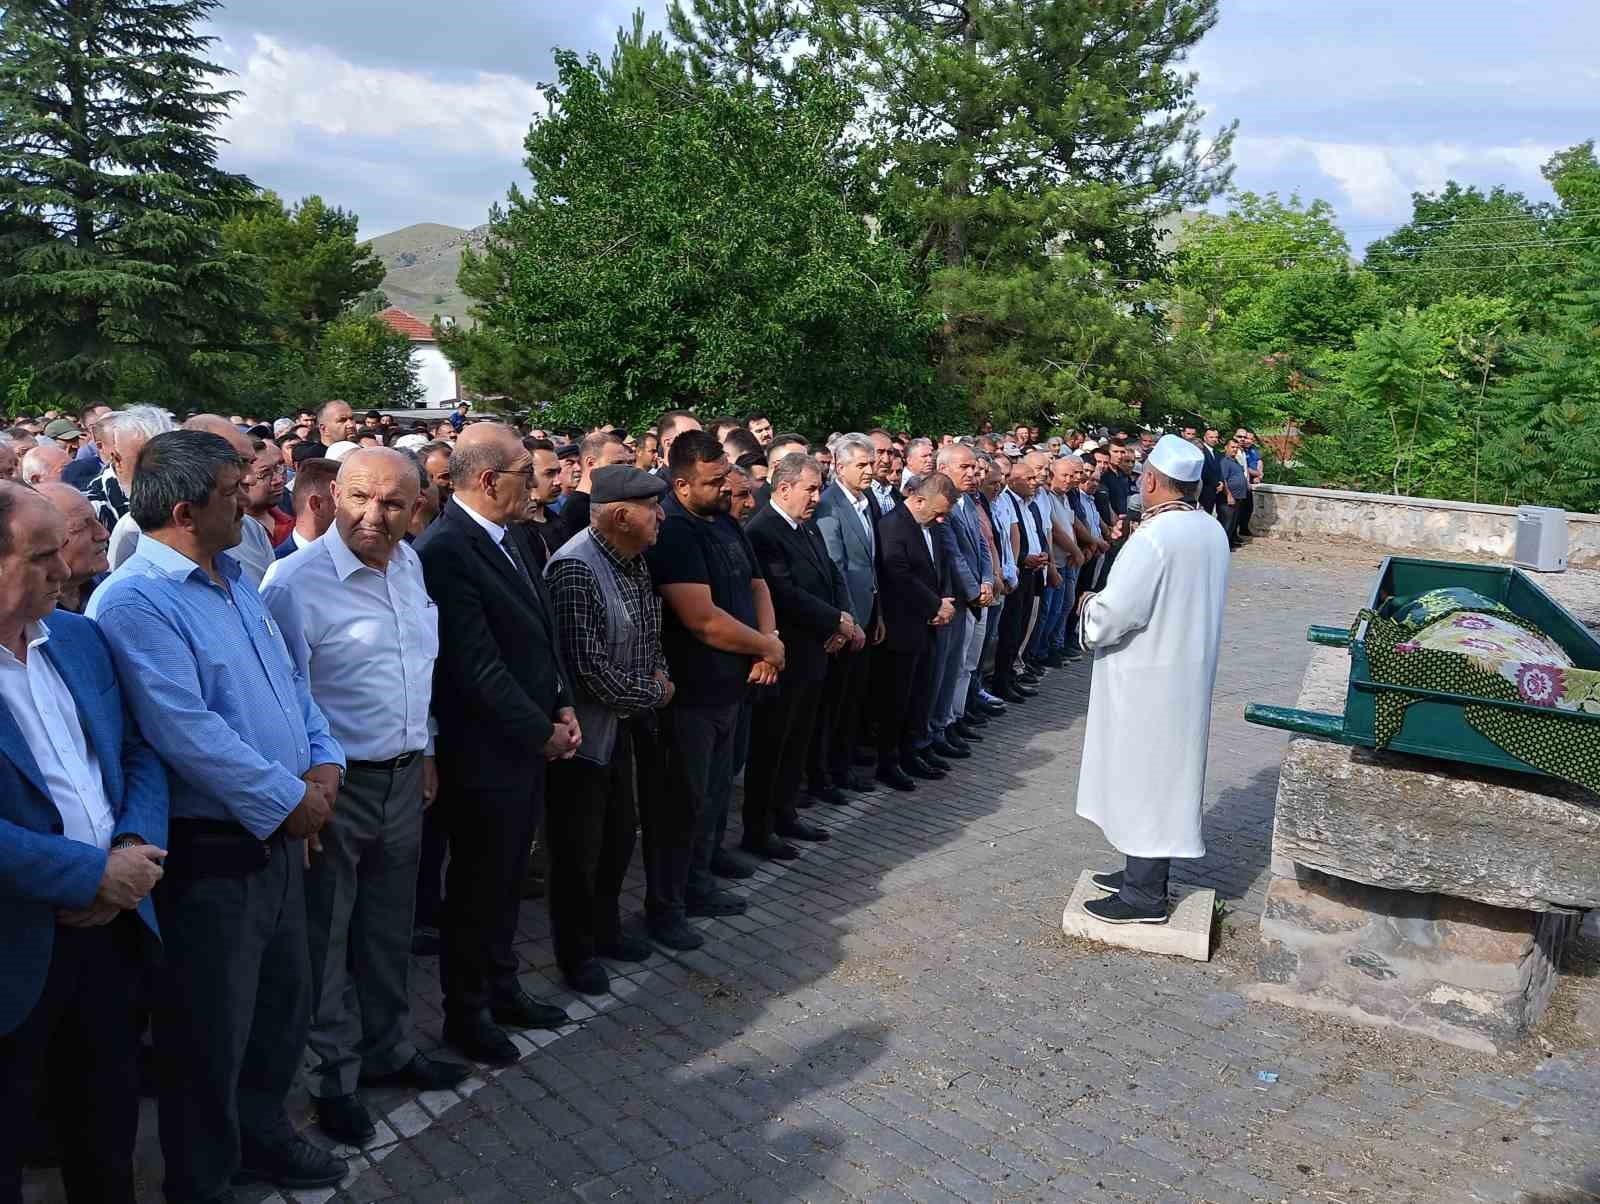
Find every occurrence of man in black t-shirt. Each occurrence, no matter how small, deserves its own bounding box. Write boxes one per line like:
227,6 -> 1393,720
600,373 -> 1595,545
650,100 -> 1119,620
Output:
642,431 -> 785,951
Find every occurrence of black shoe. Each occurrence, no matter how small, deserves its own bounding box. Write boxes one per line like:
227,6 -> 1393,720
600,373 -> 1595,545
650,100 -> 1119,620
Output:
997,686 -> 1030,704
930,739 -> 970,760
711,848 -> 758,879
1012,681 -> 1039,697
1017,672 -> 1041,687
687,889 -> 748,916
775,818 -> 829,843
1065,648 -> 1084,662
943,731 -> 973,754
563,959 -> 610,996
1042,653 -> 1066,669
359,1052 -> 471,1091
490,988 -> 571,1030
1082,894 -> 1168,925
843,772 -> 875,792
904,758 -> 945,781
649,919 -> 705,951
742,835 -> 800,860
315,1093 -> 376,1147
960,708 -> 990,726
234,1138 -> 347,1190
952,722 -> 984,743
976,699 -> 1007,716
876,765 -> 917,791
596,934 -> 653,962
443,1013 -> 518,1067
1089,869 -> 1123,895
411,925 -> 440,957
920,750 -> 952,772
808,785 -> 848,805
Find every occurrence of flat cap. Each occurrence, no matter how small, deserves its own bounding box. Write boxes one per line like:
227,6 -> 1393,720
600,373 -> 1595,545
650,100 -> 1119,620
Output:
555,441 -> 580,459
590,464 -> 669,505
44,418 -> 84,440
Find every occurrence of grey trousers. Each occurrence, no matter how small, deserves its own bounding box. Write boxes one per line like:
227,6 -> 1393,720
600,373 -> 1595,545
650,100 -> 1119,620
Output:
305,757 -> 424,1098
1121,855 -> 1171,914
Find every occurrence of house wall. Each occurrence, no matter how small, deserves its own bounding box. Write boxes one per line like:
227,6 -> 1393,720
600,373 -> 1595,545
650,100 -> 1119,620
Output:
411,344 -> 458,405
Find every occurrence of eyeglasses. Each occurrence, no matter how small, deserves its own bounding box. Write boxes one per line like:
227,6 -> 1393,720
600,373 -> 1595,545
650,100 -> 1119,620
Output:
491,466 -> 537,481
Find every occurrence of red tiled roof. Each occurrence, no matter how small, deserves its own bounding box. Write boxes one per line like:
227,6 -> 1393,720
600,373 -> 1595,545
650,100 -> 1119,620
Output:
375,307 -> 435,342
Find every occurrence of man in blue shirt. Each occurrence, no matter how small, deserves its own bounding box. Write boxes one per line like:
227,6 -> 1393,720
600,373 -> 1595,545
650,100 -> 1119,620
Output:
1235,427 -> 1263,537
89,430 -> 347,1202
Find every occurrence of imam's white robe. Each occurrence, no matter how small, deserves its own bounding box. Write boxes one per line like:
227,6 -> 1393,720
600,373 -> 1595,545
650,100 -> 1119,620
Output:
1075,509 -> 1230,858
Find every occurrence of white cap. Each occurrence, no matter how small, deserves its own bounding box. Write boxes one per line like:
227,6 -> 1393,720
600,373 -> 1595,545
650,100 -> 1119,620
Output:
1146,433 -> 1204,482
326,439 -> 360,462
1079,438 -> 1100,453
394,433 -> 428,451
273,417 -> 294,437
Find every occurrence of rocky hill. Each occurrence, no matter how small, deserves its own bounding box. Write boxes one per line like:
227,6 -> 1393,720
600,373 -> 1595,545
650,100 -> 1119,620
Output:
363,222 -> 488,327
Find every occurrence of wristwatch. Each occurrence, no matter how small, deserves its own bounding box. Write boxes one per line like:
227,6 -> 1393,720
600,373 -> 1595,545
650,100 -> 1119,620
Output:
110,834 -> 145,850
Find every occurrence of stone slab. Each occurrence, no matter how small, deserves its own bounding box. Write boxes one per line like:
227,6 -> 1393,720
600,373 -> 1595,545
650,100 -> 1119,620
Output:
1252,867 -> 1576,1053
1271,647 -> 1600,913
1060,870 -> 1214,962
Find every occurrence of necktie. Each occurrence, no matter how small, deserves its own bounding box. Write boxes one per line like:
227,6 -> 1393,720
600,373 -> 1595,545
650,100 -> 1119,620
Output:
501,530 -> 535,590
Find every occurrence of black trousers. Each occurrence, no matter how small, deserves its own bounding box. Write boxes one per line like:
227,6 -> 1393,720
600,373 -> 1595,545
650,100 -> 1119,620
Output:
809,645 -> 870,789
874,633 -> 936,770
440,762 -> 546,1021
0,916 -> 143,1204
993,570 -> 1039,690
545,725 -> 638,973
415,802 -> 449,929
745,678 -> 824,847
1237,490 -> 1255,535
1120,855 -> 1171,914
647,702 -> 738,925
155,826 -> 310,1203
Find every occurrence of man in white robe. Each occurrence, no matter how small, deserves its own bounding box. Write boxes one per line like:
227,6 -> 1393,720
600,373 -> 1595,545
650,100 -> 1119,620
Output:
1073,434 -> 1230,923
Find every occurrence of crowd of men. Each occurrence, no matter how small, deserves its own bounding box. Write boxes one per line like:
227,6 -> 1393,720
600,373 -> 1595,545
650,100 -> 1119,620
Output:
0,397 -> 1259,1203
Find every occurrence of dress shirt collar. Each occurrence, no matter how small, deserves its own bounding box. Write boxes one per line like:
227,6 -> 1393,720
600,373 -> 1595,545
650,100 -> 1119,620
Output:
454,496 -> 507,545
323,524 -> 386,580
768,498 -> 800,530
837,479 -> 865,505
0,618 -> 50,665
133,535 -> 239,584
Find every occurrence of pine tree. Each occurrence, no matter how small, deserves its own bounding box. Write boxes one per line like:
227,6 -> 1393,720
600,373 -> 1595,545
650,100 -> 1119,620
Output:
667,0 -> 801,90
0,0 -> 261,404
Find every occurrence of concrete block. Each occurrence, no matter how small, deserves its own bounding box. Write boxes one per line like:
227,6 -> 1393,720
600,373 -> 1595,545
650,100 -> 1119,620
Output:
1060,870 -> 1214,962
1251,868 -> 1576,1053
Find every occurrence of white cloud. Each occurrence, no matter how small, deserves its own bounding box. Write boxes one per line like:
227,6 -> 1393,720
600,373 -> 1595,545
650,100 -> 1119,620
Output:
219,35 -> 543,162
1233,135 -> 1560,219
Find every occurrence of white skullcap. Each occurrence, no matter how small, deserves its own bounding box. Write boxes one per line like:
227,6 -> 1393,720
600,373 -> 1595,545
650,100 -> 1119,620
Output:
1146,434 -> 1204,483
326,440 -> 360,462
273,417 -> 294,436
393,433 -> 428,451
1079,439 -> 1100,452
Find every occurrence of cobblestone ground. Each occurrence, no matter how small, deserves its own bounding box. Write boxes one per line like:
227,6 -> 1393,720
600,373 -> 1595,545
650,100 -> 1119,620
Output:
37,540 -> 1600,1204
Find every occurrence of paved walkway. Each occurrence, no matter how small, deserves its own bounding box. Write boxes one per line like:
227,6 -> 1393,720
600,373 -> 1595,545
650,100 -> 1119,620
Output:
42,542 -> 1600,1203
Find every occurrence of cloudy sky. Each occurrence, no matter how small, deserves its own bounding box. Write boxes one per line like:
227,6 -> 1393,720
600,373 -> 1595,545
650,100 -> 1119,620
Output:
206,0 -> 1599,251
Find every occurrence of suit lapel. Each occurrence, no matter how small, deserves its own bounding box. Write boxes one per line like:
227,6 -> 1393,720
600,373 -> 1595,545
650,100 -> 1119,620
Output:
0,693 -> 51,803
42,631 -> 114,800
452,503 -> 539,611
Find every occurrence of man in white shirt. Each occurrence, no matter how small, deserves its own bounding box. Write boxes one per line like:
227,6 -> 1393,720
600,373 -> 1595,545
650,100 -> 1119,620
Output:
262,449 -> 468,1147
901,437 -> 935,489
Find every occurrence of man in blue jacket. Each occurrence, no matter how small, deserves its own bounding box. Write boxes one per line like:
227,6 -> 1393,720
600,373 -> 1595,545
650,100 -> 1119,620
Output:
0,482 -> 168,1204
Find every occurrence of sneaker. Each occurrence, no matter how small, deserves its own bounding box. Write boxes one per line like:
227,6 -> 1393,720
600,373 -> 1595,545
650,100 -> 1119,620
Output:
1089,869 -> 1122,894
1082,894 -> 1167,925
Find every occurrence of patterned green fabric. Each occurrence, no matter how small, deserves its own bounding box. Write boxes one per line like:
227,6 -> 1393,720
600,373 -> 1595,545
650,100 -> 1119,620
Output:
1359,587 -> 1600,793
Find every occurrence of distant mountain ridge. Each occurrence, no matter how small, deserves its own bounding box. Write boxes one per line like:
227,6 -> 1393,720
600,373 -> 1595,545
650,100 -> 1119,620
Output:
363,222 -> 488,328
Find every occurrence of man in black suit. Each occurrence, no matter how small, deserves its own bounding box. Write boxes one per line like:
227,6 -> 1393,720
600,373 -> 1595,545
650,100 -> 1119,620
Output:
415,423 -> 578,1067
743,453 -> 858,859
1197,426 -> 1224,516
749,434 -> 807,512
873,472 -> 958,790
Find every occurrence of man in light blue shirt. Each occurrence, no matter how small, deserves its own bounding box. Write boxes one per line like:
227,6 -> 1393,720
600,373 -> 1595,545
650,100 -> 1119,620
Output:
88,429 -> 347,1202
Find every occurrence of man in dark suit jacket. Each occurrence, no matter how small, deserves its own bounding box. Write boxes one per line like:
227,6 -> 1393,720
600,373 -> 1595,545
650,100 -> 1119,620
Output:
0,484 -> 168,1203
743,454 -> 858,859
872,472 -> 958,791
1198,427 -> 1224,515
809,436 -> 881,802
415,423 -> 578,1067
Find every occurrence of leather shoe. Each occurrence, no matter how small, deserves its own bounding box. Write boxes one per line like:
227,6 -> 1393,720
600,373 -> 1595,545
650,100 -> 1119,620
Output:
905,758 -> 945,781
952,722 -> 984,743
687,889 -> 748,916
843,772 -> 875,792
975,698 -> 1007,716
649,919 -> 705,951
315,1093 -> 376,1147
360,1052 -> 470,1091
597,934 -> 653,962
1013,681 -> 1039,696
997,686 -> 1030,704
808,785 -> 848,805
920,750 -> 952,772
234,1137 -> 346,1190
489,988 -> 570,1031
711,848 -> 758,879
775,818 -> 828,842
876,765 -> 917,791
930,738 -> 970,760
961,709 -> 989,727
563,959 -> 610,996
1018,670 -> 1041,685
742,835 -> 799,860
443,1014 -> 518,1067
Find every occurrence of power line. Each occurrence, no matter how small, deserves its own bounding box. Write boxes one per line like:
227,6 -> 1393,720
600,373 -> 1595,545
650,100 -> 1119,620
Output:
1171,234 -> 1600,271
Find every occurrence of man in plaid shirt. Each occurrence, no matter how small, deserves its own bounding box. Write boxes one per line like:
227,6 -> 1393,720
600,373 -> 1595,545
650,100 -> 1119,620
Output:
542,465 -> 676,996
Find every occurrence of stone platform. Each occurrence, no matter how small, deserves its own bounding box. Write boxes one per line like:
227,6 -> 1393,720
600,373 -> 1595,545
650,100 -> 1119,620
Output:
1060,870 -> 1215,961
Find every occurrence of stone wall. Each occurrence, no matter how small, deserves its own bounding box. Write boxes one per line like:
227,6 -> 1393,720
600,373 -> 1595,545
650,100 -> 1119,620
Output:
1251,484 -> 1600,567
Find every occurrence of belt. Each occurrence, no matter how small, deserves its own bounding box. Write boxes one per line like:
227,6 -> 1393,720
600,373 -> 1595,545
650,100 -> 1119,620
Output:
347,750 -> 424,774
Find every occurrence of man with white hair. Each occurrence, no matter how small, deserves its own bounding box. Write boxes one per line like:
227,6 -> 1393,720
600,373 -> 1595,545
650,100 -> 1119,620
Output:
900,437 -> 934,490
20,442 -> 69,486
1075,435 -> 1230,924
36,483 -> 110,613
85,406 -> 175,532
262,448 -> 467,1147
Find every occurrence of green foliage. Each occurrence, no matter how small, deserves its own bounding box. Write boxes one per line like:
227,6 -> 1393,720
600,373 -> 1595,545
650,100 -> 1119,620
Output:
1227,265 -> 1388,352
315,314 -> 424,412
0,0 -> 262,406
668,0 -> 802,90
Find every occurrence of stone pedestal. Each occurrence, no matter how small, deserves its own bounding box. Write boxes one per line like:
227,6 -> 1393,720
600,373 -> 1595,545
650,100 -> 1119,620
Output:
1252,866 -> 1576,1053
1060,871 -> 1214,962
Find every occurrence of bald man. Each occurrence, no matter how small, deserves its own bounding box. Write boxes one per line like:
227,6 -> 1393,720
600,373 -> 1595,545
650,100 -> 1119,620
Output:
20,443 -> 69,486
263,448 -> 467,1143
415,423 -> 577,1065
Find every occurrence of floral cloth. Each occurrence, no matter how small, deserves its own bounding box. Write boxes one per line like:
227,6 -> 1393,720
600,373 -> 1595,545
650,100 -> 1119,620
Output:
1359,588 -> 1600,793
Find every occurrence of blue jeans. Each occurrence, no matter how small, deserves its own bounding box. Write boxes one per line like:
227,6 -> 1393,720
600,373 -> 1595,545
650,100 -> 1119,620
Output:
1027,580 -> 1064,661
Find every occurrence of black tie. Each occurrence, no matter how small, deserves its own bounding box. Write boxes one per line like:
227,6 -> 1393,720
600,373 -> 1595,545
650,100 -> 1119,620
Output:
501,531 -> 535,590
